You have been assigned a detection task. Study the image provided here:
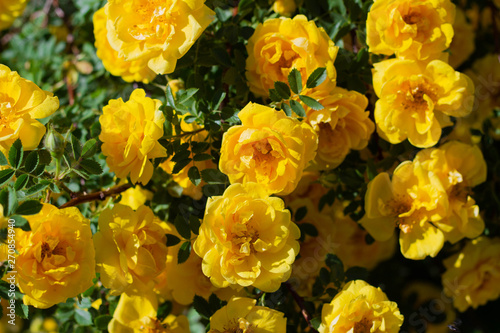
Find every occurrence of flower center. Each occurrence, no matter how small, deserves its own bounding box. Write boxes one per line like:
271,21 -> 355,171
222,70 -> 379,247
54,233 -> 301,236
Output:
0,93 -> 17,129
353,317 -> 372,333
400,80 -> 437,114
40,241 -> 65,261
129,0 -> 175,41
141,317 -> 171,333
231,222 -> 259,256
211,318 -> 254,333
402,11 -> 421,25
252,140 -> 274,163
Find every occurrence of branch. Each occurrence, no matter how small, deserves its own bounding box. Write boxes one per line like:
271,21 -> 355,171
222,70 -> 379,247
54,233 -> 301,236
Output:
285,282 -> 319,333
59,183 -> 132,209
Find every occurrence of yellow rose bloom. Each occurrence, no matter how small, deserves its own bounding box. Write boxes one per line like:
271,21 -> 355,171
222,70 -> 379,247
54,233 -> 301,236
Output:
305,87 -> 375,170
209,297 -> 286,333
373,59 -> 474,148
160,115 -> 215,200
94,204 -> 168,295
0,64 -> 59,152
119,185 -> 153,210
0,0 -> 27,30
402,282 -> 456,333
108,292 -> 190,333
219,102 -> 317,196
442,237 -> 500,312
366,0 -> 455,61
360,161 -> 449,260
318,280 -> 404,333
414,141 -> 486,243
93,7 -> 156,83
99,89 -> 167,185
272,0 -> 297,17
155,222 -> 237,305
103,0 -> 214,75
15,204 -> 95,309
245,15 -> 338,97
193,183 -> 300,292
449,8 -> 475,69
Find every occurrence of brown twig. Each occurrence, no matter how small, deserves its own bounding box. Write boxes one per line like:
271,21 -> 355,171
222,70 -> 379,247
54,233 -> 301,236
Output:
167,128 -> 206,139
285,282 -> 319,333
59,183 -> 132,209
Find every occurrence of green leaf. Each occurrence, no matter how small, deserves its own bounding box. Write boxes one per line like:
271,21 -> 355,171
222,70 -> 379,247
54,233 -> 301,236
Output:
0,150 -> 8,166
15,302 -> 29,320
177,88 -> 199,105
38,149 -> 51,165
5,187 -> 17,216
345,266 -> 369,282
14,174 -> 29,191
166,85 -> 176,107
94,315 -> 113,330
299,223 -> 318,237
295,206 -> 308,221
174,215 -> 192,240
15,200 -> 43,215
0,169 -> 15,187
310,317 -> 322,330
211,90 -> 226,110
10,215 -> 31,231
74,308 -> 93,326
201,169 -> 227,184
25,182 -> 50,197
81,139 -> 98,159
306,67 -> 327,88
24,151 -> 39,174
188,166 -> 201,186
80,159 -> 103,175
189,215 -> 201,235
193,295 -> 212,319
269,89 -> 282,103
289,100 -> 306,117
274,81 -> 291,100
172,158 -> 192,174
8,139 -> 23,169
299,95 -> 324,110
193,153 -> 213,162
166,234 -> 181,247
177,241 -> 191,264
288,68 -> 302,94
70,135 -> 82,160
282,103 -> 292,117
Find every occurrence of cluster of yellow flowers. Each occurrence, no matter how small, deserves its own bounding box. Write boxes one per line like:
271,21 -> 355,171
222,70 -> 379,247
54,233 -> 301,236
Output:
367,0 -> 475,148
361,141 -> 487,259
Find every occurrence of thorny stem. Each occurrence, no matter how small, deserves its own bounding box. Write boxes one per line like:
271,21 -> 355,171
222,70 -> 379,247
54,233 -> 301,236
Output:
59,183 -> 132,208
285,282 -> 319,333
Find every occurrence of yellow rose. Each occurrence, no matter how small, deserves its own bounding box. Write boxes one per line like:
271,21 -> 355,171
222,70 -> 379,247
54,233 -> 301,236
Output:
360,161 -> 449,260
93,7 -> 156,83
373,59 -> 474,148
103,0 -> 214,75
367,0 -> 455,61
15,204 -> 95,309
155,222 -> 238,305
442,237 -> 500,312
272,0 -> 297,17
0,64 -> 59,152
318,280 -> 404,333
0,0 -> 27,30
209,297 -> 286,333
304,87 -> 375,170
402,282 -> 457,333
449,8 -> 475,69
193,183 -> 300,292
99,89 -> 167,185
219,102 -> 317,196
108,292 -> 190,333
451,54 -> 500,142
94,204 -> 168,295
414,141 -> 486,243
245,15 -> 338,97
119,185 -> 154,210
160,115 -> 215,200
